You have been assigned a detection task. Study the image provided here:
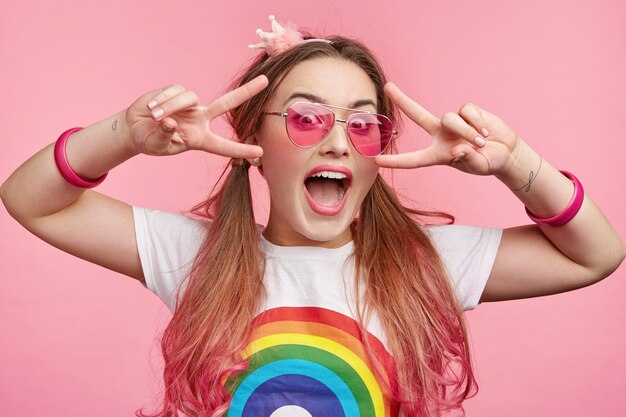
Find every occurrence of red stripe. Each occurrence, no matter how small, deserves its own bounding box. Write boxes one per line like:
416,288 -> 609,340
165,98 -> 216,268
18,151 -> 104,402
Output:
251,306 -> 399,396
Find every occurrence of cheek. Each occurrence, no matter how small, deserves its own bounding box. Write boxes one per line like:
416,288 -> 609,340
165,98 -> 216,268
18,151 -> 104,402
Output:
264,156 -> 299,192
259,143 -> 304,193
258,120 -> 293,159
357,161 -> 379,189
262,137 -> 300,171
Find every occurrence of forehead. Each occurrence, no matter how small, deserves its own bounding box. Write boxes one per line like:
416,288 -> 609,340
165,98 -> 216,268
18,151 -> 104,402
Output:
270,57 -> 378,109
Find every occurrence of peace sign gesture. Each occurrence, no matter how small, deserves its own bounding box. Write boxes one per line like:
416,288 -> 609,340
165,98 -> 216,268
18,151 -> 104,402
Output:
122,75 -> 269,159
375,82 -> 520,176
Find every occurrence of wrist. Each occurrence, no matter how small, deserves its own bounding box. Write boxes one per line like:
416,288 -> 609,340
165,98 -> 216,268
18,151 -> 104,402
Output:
495,139 -> 540,191
494,139 -> 579,221
64,111 -> 139,181
114,109 -> 138,156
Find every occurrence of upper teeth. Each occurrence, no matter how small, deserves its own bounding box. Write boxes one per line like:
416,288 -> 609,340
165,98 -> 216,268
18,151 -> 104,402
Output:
309,171 -> 348,180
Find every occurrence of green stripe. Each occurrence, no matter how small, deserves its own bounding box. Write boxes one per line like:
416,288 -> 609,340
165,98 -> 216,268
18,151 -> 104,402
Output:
225,344 -> 375,417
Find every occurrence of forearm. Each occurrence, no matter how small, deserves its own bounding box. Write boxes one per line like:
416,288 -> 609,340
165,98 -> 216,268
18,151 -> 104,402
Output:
496,139 -> 625,276
0,111 -> 138,222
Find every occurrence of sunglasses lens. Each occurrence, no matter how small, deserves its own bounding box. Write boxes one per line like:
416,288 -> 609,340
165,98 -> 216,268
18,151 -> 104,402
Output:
347,114 -> 393,157
286,103 -> 334,147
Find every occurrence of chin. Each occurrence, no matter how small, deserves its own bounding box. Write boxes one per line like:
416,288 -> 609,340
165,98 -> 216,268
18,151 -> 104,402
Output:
298,211 -> 356,246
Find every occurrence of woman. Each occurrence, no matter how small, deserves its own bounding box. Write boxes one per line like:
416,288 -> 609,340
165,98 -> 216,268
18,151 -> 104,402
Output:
1,15 -> 624,417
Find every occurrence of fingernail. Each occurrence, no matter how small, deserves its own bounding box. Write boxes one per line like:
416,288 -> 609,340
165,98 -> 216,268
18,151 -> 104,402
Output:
171,136 -> 184,144
474,136 -> 486,147
453,152 -> 465,162
152,108 -> 164,118
148,100 -> 158,109
481,127 -> 489,137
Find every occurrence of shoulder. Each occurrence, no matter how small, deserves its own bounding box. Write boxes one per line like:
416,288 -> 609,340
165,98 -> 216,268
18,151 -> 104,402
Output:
131,205 -> 211,269
423,224 -> 503,310
132,205 -> 207,231
422,223 -> 503,269
131,206 -> 211,311
423,224 -> 503,253
131,205 -> 210,253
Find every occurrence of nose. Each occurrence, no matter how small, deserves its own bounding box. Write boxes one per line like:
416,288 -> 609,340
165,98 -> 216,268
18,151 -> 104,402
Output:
318,119 -> 351,157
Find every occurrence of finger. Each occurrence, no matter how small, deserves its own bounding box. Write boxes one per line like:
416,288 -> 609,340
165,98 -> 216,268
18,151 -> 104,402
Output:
153,118 -> 184,149
198,133 -> 264,159
161,118 -> 185,145
449,144 -> 490,172
150,90 -> 201,121
375,147 -> 440,169
449,143 -> 474,164
441,111 -> 486,148
146,83 -> 187,110
384,82 -> 440,135
205,75 -> 269,118
458,102 -> 490,138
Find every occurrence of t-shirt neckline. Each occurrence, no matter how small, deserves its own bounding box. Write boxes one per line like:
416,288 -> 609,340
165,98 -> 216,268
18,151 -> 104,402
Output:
259,231 -> 355,259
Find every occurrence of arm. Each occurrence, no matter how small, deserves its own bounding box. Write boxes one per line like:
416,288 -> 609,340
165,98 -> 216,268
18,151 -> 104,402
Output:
375,82 -> 625,302
0,112 -> 145,282
481,140 -> 625,302
1,78 -> 268,285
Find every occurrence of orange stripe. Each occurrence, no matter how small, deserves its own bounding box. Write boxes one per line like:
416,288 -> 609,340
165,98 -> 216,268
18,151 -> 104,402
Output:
252,320 -> 392,393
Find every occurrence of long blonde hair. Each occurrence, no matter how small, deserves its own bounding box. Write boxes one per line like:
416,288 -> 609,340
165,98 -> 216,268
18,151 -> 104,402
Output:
137,36 -> 477,417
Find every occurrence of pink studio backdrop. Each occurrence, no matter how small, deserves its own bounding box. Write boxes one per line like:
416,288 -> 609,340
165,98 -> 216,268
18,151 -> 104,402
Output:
1,0 -> 624,415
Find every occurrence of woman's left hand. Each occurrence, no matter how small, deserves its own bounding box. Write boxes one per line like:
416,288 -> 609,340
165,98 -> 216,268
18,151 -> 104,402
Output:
375,82 -> 520,176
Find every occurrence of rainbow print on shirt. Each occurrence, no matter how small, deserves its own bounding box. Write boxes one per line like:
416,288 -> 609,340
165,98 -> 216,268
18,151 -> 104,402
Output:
224,306 -> 399,417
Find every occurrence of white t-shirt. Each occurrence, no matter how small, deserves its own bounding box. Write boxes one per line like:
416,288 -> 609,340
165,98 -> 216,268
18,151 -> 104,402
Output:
132,206 -> 502,417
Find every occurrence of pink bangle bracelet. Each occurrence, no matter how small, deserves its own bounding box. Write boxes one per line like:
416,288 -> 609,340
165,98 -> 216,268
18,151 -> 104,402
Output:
53,127 -> 108,188
525,170 -> 584,227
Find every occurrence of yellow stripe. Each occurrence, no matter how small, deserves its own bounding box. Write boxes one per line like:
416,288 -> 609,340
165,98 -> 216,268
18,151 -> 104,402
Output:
243,333 -> 384,417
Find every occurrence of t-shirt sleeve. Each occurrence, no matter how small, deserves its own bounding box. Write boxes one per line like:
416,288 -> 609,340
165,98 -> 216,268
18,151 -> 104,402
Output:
424,224 -> 503,311
132,206 -> 208,312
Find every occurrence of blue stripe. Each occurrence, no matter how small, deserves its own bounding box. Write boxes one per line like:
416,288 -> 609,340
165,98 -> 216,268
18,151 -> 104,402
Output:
228,359 -> 359,417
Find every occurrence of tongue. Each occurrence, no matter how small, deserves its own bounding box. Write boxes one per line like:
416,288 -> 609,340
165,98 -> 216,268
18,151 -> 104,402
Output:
305,178 -> 342,207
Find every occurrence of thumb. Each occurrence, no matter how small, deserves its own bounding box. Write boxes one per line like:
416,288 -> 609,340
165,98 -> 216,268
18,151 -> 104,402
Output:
159,118 -> 184,145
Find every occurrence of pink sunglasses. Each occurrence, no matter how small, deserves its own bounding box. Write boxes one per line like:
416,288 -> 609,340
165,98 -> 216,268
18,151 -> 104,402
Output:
263,102 -> 397,157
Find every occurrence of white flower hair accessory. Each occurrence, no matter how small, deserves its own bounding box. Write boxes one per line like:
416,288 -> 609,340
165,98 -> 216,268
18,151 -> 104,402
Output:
248,15 -> 331,57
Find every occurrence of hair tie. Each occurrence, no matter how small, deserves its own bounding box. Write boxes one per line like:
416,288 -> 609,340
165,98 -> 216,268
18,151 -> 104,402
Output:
231,158 -> 249,168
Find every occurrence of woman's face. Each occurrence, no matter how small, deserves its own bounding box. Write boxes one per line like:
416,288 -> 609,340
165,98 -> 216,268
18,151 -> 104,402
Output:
256,56 -> 381,247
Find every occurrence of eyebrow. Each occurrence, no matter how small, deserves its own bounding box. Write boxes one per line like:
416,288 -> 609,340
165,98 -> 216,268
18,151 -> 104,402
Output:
283,92 -> 377,110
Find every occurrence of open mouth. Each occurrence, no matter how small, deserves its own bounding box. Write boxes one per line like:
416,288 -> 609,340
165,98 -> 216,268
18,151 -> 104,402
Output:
303,169 -> 352,214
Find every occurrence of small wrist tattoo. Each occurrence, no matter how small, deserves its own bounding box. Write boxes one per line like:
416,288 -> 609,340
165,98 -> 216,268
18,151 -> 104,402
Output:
112,119 -> 118,131
512,156 -> 542,192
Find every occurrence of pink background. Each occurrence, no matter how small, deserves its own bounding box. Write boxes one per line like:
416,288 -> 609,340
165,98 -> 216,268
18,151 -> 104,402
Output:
1,0 -> 625,415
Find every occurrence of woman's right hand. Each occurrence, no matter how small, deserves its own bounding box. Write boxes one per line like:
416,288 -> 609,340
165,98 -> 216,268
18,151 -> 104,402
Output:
122,75 -> 268,158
